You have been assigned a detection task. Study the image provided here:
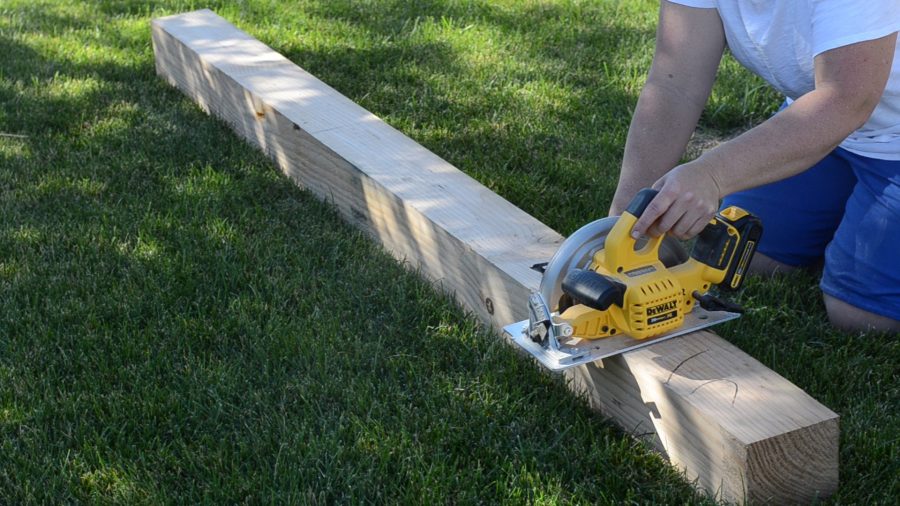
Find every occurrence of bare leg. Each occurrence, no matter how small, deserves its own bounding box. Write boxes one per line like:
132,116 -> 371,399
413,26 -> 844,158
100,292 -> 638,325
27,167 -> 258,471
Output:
823,294 -> 900,333
747,253 -> 798,276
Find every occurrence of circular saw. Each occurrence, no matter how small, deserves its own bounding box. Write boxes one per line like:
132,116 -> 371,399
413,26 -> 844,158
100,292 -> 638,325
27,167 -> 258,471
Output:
503,188 -> 763,371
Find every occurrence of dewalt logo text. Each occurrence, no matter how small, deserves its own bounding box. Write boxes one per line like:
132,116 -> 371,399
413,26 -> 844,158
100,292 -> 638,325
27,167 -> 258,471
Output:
647,301 -> 678,317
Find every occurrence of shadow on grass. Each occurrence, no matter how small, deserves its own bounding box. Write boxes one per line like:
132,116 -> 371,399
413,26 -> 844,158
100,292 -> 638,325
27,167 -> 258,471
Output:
0,2 -> 711,503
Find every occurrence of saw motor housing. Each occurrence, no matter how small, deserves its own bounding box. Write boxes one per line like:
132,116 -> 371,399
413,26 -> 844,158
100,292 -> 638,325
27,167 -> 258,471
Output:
554,189 -> 762,341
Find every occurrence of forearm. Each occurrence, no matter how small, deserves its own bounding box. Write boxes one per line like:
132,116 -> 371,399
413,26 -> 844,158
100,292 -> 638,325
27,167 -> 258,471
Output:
611,1 -> 725,214
688,86 -> 876,196
611,79 -> 707,214
690,32 -> 896,196
626,29 -> 895,241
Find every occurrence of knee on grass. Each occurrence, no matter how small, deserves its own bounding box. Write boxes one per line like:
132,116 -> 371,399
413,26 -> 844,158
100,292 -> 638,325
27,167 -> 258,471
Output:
823,295 -> 900,334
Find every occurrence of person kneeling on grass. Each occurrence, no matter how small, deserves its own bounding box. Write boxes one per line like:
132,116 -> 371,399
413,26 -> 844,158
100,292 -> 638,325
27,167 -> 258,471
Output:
609,0 -> 900,333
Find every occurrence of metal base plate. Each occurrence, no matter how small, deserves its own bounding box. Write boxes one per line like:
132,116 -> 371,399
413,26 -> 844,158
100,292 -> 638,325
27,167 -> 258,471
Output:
502,307 -> 740,372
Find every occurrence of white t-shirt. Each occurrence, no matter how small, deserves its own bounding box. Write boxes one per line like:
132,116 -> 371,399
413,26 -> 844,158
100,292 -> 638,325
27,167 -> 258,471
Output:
669,0 -> 900,160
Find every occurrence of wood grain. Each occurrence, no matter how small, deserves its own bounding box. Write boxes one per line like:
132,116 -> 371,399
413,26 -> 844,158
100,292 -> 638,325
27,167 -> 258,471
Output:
152,10 -> 839,503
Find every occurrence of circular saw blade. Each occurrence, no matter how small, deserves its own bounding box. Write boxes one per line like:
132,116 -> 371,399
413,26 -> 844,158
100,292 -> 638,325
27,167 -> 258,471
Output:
539,216 -> 688,313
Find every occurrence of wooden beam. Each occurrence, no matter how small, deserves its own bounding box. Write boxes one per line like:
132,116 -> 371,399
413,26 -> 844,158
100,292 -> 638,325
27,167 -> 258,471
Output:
151,10 -> 839,504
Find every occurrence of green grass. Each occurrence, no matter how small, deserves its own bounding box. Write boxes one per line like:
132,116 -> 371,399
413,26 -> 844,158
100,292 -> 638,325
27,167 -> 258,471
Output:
0,0 -> 896,503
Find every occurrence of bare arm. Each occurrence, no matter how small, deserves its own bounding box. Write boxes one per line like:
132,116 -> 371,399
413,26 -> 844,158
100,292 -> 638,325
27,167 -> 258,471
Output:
609,1 -> 725,215
632,31 -> 897,240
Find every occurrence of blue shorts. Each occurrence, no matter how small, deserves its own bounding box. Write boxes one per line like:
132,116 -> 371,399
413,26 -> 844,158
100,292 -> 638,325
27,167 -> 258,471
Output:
722,147 -> 900,321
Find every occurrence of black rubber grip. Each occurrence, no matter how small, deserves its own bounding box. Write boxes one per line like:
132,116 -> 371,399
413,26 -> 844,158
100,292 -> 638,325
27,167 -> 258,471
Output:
561,269 -> 626,311
625,188 -> 659,218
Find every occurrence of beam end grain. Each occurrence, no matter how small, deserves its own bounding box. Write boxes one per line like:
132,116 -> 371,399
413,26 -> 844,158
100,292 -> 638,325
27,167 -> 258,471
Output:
569,331 -> 839,503
152,10 -> 839,503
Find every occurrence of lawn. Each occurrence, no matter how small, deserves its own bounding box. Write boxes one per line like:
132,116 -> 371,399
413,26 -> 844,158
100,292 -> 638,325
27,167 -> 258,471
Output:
1,0 -> 897,503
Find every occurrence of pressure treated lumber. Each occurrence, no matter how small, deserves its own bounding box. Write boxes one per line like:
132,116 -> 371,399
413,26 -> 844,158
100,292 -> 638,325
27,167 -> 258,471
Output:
152,10 -> 839,504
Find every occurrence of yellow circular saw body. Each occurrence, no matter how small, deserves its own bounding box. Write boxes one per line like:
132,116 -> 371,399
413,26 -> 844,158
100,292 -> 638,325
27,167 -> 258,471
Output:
541,214 -> 726,340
